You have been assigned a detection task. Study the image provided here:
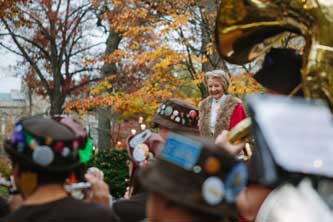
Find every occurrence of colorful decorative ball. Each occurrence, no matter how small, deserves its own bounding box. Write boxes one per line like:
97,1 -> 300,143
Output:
204,157 -> 221,175
193,165 -> 202,174
202,177 -> 225,205
224,163 -> 248,203
14,125 -> 23,132
189,110 -> 197,119
54,142 -> 65,153
173,110 -> 179,116
45,137 -> 53,145
32,145 -> 54,166
13,131 -> 24,144
164,106 -> 173,116
72,140 -> 80,150
62,147 -> 71,157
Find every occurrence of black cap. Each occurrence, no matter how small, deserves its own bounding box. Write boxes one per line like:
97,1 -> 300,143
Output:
254,48 -> 303,96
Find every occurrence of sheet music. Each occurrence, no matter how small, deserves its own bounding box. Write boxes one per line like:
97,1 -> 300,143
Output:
249,95 -> 333,178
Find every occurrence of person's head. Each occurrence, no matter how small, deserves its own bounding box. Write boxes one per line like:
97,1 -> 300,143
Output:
5,115 -> 93,197
204,70 -> 230,100
254,48 -> 303,96
139,133 -> 248,222
152,99 -> 199,138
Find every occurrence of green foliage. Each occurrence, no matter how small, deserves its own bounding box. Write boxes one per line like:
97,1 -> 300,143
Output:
88,148 -> 129,198
0,156 -> 12,178
0,186 -> 9,199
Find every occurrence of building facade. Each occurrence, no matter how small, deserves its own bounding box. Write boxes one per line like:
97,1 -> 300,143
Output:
0,90 -> 27,152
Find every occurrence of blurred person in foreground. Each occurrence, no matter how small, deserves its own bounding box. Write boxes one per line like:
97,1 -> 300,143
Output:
216,120 -> 333,222
139,133 -> 248,222
108,131 -> 164,222
2,115 -> 114,222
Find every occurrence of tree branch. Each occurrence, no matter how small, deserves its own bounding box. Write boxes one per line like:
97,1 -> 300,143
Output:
178,26 -> 197,79
20,10 -> 52,39
0,32 -> 51,60
66,77 -> 101,94
69,42 -> 104,57
0,42 -> 24,57
65,4 -> 92,45
1,18 -> 51,94
69,67 -> 99,77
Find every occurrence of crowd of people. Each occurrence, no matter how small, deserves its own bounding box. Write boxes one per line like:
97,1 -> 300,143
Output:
0,45 -> 332,222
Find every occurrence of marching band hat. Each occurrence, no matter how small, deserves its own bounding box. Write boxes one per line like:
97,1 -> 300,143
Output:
5,115 -> 93,172
152,99 -> 199,134
139,133 -> 248,218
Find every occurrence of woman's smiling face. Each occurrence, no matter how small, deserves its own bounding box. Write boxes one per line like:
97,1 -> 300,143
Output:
207,77 -> 224,100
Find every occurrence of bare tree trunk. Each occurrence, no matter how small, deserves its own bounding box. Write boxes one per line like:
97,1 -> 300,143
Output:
49,92 -> 65,115
28,88 -> 33,116
200,0 -> 226,71
97,29 -> 121,150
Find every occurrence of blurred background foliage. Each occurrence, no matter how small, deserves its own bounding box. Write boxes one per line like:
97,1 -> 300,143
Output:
88,148 -> 129,198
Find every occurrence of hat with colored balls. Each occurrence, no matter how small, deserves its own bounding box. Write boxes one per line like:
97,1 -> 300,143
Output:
5,115 -> 93,172
152,99 -> 199,134
139,133 -> 248,218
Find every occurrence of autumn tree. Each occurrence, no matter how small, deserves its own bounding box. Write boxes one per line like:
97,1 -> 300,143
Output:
66,0 -> 235,147
67,0 -> 271,148
0,0 -> 103,115
94,1 -> 122,150
0,0 -> 27,18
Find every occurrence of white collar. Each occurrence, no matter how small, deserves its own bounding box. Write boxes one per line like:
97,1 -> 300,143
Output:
212,95 -> 226,104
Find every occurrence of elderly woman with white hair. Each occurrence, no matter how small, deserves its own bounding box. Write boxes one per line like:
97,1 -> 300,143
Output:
199,69 -> 246,139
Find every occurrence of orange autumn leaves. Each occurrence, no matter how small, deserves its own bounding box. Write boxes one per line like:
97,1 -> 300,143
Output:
229,73 -> 266,98
65,45 -> 200,121
66,71 -> 263,121
65,1 -> 262,122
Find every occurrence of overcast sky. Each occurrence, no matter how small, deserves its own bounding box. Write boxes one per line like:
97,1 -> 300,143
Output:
0,46 -> 21,93
0,77 -> 21,93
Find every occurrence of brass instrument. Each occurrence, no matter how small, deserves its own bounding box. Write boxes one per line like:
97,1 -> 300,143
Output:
227,118 -> 252,145
216,0 -> 333,108
218,0 -> 333,159
227,118 -> 253,161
